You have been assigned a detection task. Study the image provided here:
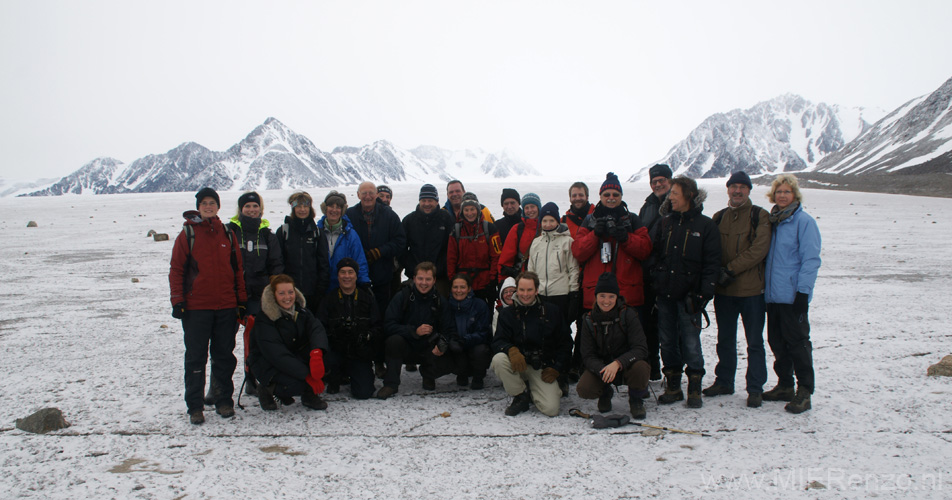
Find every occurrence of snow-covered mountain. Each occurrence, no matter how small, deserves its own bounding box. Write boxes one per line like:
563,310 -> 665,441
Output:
815,76 -> 952,175
20,118 -> 537,196
628,95 -> 884,181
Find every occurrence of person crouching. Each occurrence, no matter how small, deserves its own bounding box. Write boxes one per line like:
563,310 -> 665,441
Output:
248,274 -> 330,411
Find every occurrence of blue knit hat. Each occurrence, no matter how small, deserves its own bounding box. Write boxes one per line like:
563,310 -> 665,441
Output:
539,202 -> 560,222
521,192 -> 541,210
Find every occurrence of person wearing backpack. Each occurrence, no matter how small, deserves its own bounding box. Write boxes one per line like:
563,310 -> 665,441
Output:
169,187 -> 247,425
703,172 -> 772,408
447,192 -> 502,307
276,191 -> 329,315
497,192 -> 541,280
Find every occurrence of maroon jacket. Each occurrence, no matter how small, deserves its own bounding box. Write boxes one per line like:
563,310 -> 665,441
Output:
169,212 -> 247,310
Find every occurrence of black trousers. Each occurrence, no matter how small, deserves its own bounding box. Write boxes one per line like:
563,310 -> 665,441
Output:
638,290 -> 661,377
457,344 -> 492,380
324,348 -> 375,400
183,308 -> 237,413
766,303 -> 814,393
382,335 -> 459,389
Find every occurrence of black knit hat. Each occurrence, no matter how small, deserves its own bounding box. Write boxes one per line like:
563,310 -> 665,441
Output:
237,191 -> 261,210
500,188 -> 520,206
539,201 -> 560,222
419,184 -> 439,201
649,164 -> 673,180
594,272 -> 620,296
600,172 -> 623,195
337,257 -> 359,273
726,171 -> 752,189
195,187 -> 220,209
377,185 -> 392,195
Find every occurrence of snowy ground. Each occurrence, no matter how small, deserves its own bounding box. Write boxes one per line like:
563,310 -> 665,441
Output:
0,181 -> 949,499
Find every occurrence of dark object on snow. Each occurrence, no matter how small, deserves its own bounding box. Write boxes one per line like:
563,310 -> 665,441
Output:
147,229 -> 157,237
16,408 -> 70,434
927,355 -> 952,377
153,233 -> 170,242
27,221 -> 38,228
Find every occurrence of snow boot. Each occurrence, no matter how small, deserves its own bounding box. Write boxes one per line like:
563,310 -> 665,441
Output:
471,377 -> 485,390
243,373 -> 258,397
629,394 -> 646,420
686,373 -> 703,408
702,382 -> 734,397
375,386 -> 398,400
784,387 -> 812,414
598,385 -> 614,413
762,384 -> 796,402
747,392 -> 763,408
405,363 -> 418,372
505,389 -> 531,416
301,389 -> 328,411
657,369 -> 683,405
257,383 -> 278,411
457,375 -> 469,387
422,377 -> 436,391
189,410 -> 205,425
215,405 -> 235,418
204,377 -> 222,406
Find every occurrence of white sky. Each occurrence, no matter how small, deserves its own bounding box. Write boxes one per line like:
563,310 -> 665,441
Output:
2,0 -> 951,180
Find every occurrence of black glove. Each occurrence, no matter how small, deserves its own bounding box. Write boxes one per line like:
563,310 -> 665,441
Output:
567,291 -> 581,320
366,248 -> 381,264
610,224 -> 629,242
793,292 -> 809,315
594,217 -> 608,237
237,302 -> 247,320
717,267 -> 736,287
172,302 -> 187,319
448,339 -> 464,354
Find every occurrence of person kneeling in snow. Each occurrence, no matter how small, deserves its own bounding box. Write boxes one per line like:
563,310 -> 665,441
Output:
248,274 -> 329,411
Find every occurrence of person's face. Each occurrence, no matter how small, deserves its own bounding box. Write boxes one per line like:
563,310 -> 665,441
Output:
541,215 -> 559,231
600,189 -> 622,209
516,278 -> 538,304
451,278 -> 470,301
377,191 -> 392,206
338,267 -> 357,292
358,183 -> 377,209
325,203 -> 342,223
502,198 -> 520,216
669,184 -> 689,213
523,204 -> 539,219
419,198 -> 438,214
447,182 -> 464,206
274,283 -> 296,310
501,287 -> 515,305
241,202 -> 261,219
462,206 -> 479,222
293,202 -> 310,219
774,183 -> 795,210
414,270 -> 436,294
569,187 -> 588,210
596,292 -> 617,312
728,183 -> 751,207
199,197 -> 219,219
650,176 -> 672,197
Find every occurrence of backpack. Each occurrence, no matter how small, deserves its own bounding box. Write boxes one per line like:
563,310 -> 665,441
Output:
183,223 -> 239,273
712,205 -> 762,245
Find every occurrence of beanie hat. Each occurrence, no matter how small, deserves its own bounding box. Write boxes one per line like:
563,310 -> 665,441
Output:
649,164 -> 673,180
500,188 -> 520,206
195,187 -> 220,209
521,192 -> 541,210
336,257 -> 359,273
539,201 -> 560,222
377,185 -> 392,195
321,190 -> 347,214
600,172 -> 623,195
594,272 -> 620,296
461,192 -> 480,212
237,191 -> 262,210
419,184 -> 439,201
726,171 -> 752,189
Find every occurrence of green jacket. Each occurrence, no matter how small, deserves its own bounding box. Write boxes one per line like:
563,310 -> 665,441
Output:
713,198 -> 771,297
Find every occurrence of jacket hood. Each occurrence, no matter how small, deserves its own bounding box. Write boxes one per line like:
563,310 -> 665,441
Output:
261,284 -> 307,321
498,276 -> 517,302
182,210 -> 204,226
230,214 -> 272,229
659,188 -> 708,216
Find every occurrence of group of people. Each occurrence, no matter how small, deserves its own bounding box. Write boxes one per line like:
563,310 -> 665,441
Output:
168,170 -> 821,425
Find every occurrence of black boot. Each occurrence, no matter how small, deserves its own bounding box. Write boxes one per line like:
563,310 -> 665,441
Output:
686,373 -> 703,408
204,377 -> 222,406
784,387 -> 812,414
657,369 -> 683,404
257,382 -> 277,411
629,395 -> 646,419
243,373 -> 258,397
301,388 -> 328,411
597,385 -> 613,413
763,384 -> 796,402
505,389 -> 531,416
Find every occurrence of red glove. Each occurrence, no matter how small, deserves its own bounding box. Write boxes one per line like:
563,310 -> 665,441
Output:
305,349 -> 325,394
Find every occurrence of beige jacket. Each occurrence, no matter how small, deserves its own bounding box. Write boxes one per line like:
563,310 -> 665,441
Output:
714,198 -> 771,297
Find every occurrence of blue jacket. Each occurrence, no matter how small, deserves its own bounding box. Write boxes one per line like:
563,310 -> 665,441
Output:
765,204 -> 822,304
317,214 -> 371,291
449,291 -> 492,348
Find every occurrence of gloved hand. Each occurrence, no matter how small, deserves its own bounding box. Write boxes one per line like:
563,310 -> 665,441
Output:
793,292 -> 809,315
366,248 -> 382,264
594,217 -> 608,237
508,347 -> 527,373
717,267 -> 736,287
449,338 -> 464,354
305,349 -> 325,395
172,302 -> 187,319
567,291 -> 581,321
541,367 -> 560,384
237,302 -> 247,321
610,223 -> 629,242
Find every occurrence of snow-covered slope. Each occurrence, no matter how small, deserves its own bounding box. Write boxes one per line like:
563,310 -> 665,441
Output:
26,157 -> 126,196
410,146 -> 541,181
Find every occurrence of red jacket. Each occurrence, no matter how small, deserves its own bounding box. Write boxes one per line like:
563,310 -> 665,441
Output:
447,217 -> 501,291
169,213 -> 247,310
561,203 -> 594,238
571,205 -> 652,309
497,217 -> 539,279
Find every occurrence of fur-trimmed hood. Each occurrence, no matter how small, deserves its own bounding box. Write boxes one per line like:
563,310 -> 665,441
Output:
660,188 -> 708,216
261,284 -> 307,321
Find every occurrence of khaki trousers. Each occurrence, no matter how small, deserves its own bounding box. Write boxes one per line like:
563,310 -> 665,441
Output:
491,352 -> 561,417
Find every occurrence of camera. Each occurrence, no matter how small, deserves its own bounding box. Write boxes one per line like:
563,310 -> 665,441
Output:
525,349 -> 544,370
427,331 -> 449,354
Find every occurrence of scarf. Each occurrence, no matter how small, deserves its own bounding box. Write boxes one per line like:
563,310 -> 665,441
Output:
769,201 -> 800,225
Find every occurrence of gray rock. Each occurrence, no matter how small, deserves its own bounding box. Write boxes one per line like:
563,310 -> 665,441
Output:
27,221 -> 38,227
15,408 -> 70,434
927,355 -> 952,377
153,233 -> 169,242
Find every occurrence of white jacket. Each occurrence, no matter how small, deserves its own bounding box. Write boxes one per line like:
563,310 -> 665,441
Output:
526,225 -> 579,297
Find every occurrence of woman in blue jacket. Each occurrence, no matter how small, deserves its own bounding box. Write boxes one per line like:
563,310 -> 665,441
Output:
317,191 -> 371,291
448,273 -> 493,390
762,174 -> 822,414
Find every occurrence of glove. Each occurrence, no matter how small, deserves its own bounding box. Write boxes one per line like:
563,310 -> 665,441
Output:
793,292 -> 809,315
449,338 -> 464,354
593,218 -> 608,237
567,291 -> 581,321
171,302 -> 186,319
610,224 -> 629,242
237,302 -> 247,321
541,367 -> 560,384
366,248 -> 382,264
686,293 -> 708,315
508,347 -> 527,373
717,267 -> 736,287
305,349 -> 325,395
592,413 -> 631,429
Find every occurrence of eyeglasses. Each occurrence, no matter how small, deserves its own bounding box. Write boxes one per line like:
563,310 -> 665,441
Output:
602,192 -> 621,198
650,178 -> 669,186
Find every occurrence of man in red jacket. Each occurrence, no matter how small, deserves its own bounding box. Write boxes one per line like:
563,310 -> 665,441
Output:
561,182 -> 595,238
169,187 -> 247,425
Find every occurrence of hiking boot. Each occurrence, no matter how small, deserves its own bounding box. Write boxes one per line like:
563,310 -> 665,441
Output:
374,362 -> 387,379
597,386 -> 614,413
559,381 -> 569,398
747,392 -> 763,408
422,377 -> 436,391
686,374 -> 703,408
763,384 -> 796,402
189,410 -> 205,425
215,405 -> 235,418
243,374 -> 258,397
258,383 -> 278,411
204,377 -> 222,406
375,386 -> 398,400
784,388 -> 812,414
406,363 -> 418,372
457,375 -> 469,387
629,396 -> 646,420
301,391 -> 328,411
505,390 -> 531,416
278,395 -> 295,405
471,377 -> 485,390
657,369 -> 683,405
327,382 -> 340,395
702,383 -> 734,397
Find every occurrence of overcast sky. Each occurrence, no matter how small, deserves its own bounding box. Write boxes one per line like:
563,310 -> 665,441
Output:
2,0 -> 950,181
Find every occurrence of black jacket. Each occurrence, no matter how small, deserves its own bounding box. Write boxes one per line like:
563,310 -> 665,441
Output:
492,296 -> 572,373
275,216 -> 329,297
317,286 -> 381,361
579,301 -> 647,375
345,200 -> 406,287
639,191 -> 668,273
248,286 -> 329,386
227,215 -> 284,301
402,206 -> 455,280
495,210 -> 524,246
650,190 -> 721,300
385,284 -> 459,352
